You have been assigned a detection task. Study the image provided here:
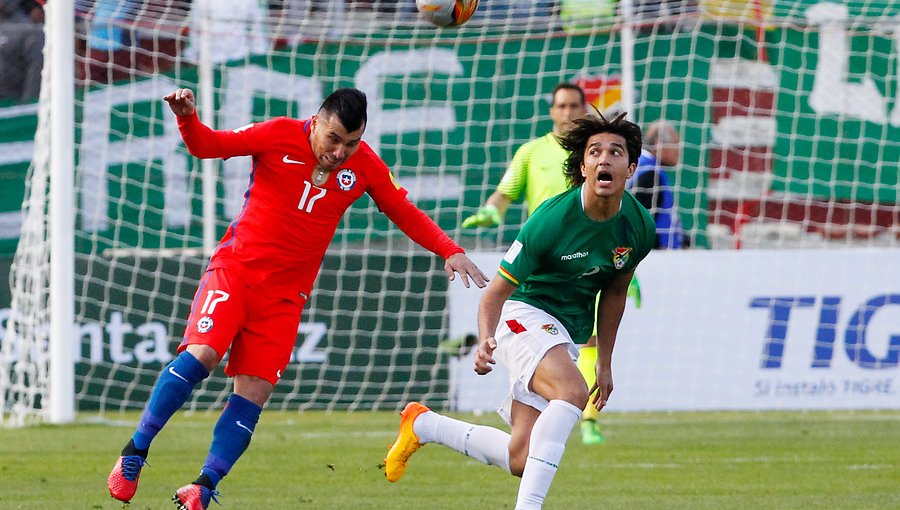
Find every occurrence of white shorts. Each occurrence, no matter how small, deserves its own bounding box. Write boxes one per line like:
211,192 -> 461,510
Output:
493,300 -> 579,425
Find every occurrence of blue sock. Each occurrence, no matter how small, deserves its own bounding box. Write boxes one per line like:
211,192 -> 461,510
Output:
201,394 -> 262,489
132,352 -> 209,451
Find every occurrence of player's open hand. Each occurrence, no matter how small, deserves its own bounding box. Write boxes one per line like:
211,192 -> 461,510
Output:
164,88 -> 196,117
474,336 -> 497,375
445,253 -> 489,288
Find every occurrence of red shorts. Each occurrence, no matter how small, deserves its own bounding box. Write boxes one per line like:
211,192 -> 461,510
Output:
179,267 -> 305,384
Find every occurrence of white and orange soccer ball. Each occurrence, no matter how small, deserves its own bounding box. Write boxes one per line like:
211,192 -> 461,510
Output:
415,0 -> 479,27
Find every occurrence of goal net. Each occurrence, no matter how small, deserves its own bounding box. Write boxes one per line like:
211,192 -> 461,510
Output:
2,0 -> 898,424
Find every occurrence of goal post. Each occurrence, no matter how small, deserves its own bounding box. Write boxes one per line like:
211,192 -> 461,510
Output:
0,0 -> 76,426
47,0 -> 76,424
1,1 -> 898,425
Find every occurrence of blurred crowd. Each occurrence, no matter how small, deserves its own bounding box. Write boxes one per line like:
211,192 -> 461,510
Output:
0,0 -> 44,103
0,0 -> 698,104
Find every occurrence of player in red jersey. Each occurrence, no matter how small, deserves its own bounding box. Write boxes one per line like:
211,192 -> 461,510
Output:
107,87 -> 488,509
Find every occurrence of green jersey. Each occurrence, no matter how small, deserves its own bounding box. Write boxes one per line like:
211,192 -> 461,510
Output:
496,133 -> 569,216
498,186 -> 656,343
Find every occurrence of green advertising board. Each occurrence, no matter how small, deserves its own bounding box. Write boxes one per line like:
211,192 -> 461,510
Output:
62,252 -> 449,411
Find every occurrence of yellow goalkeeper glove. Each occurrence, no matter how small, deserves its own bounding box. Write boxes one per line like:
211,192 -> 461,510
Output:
461,205 -> 501,228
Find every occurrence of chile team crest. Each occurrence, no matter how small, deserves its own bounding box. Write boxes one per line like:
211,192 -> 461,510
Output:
337,169 -> 357,191
612,247 -> 632,269
197,316 -> 214,333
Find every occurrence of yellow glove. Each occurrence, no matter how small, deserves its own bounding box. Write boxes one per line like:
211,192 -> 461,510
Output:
461,205 -> 501,228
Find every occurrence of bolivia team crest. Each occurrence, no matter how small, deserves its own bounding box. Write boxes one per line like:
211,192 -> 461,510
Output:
612,247 -> 632,269
542,323 -> 559,335
337,169 -> 357,191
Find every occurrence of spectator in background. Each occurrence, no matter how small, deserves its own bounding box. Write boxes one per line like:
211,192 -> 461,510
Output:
83,0 -> 137,84
183,0 -> 268,64
559,0 -> 616,31
629,120 -> 684,248
0,0 -> 44,103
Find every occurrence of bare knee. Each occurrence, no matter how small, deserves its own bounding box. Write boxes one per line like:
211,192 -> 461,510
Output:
233,375 -> 274,407
185,344 -> 220,372
540,381 -> 590,411
530,345 -> 590,410
561,385 -> 590,411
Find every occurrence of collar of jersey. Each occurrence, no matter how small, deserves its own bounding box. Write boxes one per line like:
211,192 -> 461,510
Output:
580,183 -> 623,223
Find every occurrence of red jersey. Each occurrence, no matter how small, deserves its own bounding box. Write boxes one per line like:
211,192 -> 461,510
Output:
177,112 -> 463,303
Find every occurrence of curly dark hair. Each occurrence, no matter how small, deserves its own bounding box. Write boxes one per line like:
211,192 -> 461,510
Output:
557,111 -> 642,188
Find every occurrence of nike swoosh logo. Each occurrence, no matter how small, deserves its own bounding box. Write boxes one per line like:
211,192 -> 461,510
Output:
283,155 -> 306,165
236,420 -> 253,434
168,366 -> 188,383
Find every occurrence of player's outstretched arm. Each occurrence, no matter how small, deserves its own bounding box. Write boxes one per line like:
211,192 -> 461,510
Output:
163,88 -> 196,117
375,190 -> 489,288
444,252 -> 489,289
165,88 -> 261,160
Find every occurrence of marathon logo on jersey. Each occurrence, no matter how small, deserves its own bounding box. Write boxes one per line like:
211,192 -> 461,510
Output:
542,323 -> 559,335
560,251 -> 589,261
337,169 -> 357,191
197,316 -> 214,333
612,247 -> 632,269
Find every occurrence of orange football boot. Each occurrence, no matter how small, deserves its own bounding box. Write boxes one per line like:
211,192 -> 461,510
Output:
384,402 -> 431,482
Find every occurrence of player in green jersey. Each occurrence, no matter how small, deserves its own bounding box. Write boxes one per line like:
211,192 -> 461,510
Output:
462,81 -> 636,445
385,112 -> 655,509
461,83 -> 586,227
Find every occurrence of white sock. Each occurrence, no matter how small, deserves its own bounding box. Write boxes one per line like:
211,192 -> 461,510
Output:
515,400 -> 581,510
414,411 -> 511,472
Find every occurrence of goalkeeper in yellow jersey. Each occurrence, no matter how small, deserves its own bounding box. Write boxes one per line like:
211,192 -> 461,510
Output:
462,83 -> 587,228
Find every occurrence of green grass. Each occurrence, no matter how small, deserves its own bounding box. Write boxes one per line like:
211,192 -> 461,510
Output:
1,410 -> 898,509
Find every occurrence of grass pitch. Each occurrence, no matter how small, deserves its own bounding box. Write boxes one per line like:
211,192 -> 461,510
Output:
0,410 -> 897,509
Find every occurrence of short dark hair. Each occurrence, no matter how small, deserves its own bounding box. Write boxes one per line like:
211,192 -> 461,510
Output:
551,83 -> 585,106
319,88 -> 367,132
558,111 -> 642,188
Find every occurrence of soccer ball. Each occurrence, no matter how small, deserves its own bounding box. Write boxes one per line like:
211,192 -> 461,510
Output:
416,0 -> 479,27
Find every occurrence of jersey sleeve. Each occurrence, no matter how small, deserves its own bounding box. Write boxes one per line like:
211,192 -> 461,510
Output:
366,153 -> 464,260
177,112 -> 282,160
497,217 -> 545,286
495,140 -> 533,201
